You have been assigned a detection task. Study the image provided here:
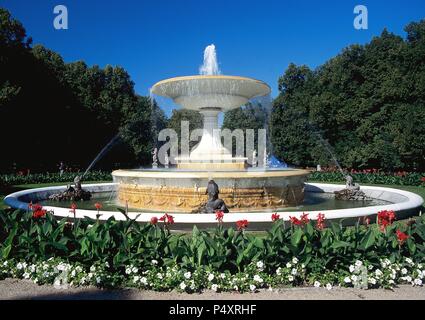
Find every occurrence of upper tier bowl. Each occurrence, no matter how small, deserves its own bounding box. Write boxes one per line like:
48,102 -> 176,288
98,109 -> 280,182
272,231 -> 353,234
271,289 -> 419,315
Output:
151,75 -> 271,111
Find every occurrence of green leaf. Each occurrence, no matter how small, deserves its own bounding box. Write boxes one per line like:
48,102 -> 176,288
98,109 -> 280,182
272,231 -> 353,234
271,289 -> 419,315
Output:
291,227 -> 303,247
359,229 -> 376,250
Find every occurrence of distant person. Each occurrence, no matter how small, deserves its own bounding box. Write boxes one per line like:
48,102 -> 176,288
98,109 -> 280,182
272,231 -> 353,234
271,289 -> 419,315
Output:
59,161 -> 66,176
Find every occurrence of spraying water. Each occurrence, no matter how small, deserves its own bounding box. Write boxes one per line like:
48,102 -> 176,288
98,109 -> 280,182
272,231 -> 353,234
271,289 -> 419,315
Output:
307,121 -> 345,175
82,134 -> 121,178
199,44 -> 220,75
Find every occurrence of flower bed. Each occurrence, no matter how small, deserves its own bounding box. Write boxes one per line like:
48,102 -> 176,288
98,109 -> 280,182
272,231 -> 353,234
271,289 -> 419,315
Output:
309,171 -> 425,187
0,171 -> 112,187
0,207 -> 424,292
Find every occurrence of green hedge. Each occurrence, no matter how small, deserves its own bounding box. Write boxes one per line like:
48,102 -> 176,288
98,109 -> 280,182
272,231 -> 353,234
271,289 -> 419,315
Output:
0,171 -> 112,186
309,171 -> 425,186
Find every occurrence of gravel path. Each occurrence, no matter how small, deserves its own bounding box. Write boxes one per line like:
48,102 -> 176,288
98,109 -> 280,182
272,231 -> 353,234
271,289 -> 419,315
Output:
0,278 -> 424,300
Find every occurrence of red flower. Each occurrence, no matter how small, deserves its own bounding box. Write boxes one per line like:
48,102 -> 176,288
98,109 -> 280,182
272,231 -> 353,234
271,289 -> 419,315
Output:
215,210 -> 224,223
94,202 -> 102,210
159,213 -> 174,225
236,219 -> 249,230
31,203 -> 47,219
271,213 -> 280,222
420,177 -> 425,182
377,210 -> 396,231
396,230 -> 409,245
316,213 -> 325,230
289,216 -> 303,225
300,213 -> 309,224
28,202 -> 33,210
150,216 -> 158,225
70,203 -> 77,210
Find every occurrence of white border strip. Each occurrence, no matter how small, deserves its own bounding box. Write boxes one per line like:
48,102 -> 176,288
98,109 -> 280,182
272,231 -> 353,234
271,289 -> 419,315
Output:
4,183 -> 424,224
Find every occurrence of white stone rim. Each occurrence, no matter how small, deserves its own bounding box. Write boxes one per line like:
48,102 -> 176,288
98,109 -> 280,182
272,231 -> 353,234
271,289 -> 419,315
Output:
4,182 -> 423,224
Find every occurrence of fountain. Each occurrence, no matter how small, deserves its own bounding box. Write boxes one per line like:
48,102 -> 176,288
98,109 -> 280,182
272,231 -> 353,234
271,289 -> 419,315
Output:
4,45 -> 423,229
111,45 -> 310,213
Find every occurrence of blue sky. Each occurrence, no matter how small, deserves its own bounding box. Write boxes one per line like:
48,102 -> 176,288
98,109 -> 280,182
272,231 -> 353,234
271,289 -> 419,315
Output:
2,0 -> 424,116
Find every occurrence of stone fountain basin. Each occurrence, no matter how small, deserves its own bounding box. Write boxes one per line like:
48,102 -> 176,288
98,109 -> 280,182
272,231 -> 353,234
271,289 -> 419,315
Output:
112,168 -> 310,212
151,75 -> 271,111
4,182 -> 423,231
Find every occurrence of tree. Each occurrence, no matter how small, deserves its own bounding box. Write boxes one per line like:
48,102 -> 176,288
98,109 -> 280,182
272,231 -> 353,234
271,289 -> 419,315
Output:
271,22 -> 425,171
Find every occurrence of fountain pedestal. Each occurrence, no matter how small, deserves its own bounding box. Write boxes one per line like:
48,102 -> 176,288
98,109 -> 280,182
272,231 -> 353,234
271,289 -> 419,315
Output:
176,107 -> 247,170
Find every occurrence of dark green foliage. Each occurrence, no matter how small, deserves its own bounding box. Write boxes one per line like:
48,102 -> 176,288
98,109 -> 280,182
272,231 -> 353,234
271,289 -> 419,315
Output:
0,8 -> 163,172
271,21 -> 425,171
1,208 -> 424,273
222,102 -> 269,155
0,171 -> 112,187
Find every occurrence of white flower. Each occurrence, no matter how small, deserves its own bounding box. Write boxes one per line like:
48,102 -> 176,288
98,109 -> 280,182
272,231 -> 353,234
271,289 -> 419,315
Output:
220,273 -> 226,279
3,261 -> 8,266
96,277 -> 101,284
80,277 -> 86,284
286,262 -> 292,268
256,261 -> 264,269
17,263 -> 23,270
157,273 -> 163,279
344,277 -> 351,283
184,272 -> 191,279
131,267 -> 139,274
369,277 -> 377,285
250,284 -> 256,292
23,272 -> 30,279
291,268 -> 297,275
105,261 -> 110,268
368,265 -> 373,270
54,280 -> 61,287
349,265 -> 355,273
211,284 -> 219,292
314,281 -> 321,287
208,273 -> 215,281
29,265 -> 36,273
414,279 -> 423,286
375,269 -> 383,277
292,257 -> 299,264
140,277 -> 148,285
90,265 -> 96,272
301,264 -> 306,269
254,275 -> 263,283
233,285 -> 239,291
389,280 -> 395,285
288,275 -> 294,282
180,282 -> 187,290
405,276 -> 412,282
133,276 -> 140,283
71,270 -> 76,277
405,258 -> 413,265
151,260 -> 158,265
355,260 -> 363,268
351,275 -> 358,282
326,283 -> 332,290
276,268 -> 282,276
401,268 -> 408,275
